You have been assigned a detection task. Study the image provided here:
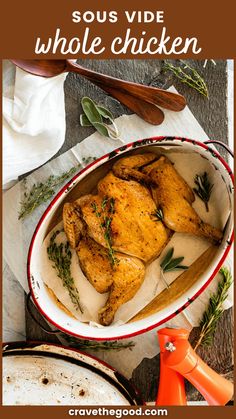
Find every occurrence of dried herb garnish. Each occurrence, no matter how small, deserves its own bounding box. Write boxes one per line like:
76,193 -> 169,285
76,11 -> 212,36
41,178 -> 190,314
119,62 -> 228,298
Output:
152,207 -> 164,221
18,158 -> 95,220
80,97 -> 120,139
164,61 -> 208,97
193,172 -> 213,212
160,248 -> 188,273
194,267 -> 232,350
91,196 -> 118,266
47,230 -> 83,313
62,334 -> 135,351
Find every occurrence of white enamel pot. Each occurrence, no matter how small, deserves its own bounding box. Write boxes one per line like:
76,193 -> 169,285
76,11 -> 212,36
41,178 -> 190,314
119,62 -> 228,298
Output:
3,342 -> 142,405
27,137 -> 234,340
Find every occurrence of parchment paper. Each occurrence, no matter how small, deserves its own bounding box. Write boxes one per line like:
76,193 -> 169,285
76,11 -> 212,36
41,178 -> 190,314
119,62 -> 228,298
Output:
3,87 -> 233,377
40,149 -> 230,326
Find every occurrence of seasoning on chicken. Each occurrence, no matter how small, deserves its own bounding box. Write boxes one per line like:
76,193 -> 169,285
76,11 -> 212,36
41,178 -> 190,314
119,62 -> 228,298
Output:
63,153 -> 223,326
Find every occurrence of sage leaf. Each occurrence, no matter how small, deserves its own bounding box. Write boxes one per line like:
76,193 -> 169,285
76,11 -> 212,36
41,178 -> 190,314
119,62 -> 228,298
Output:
81,97 -> 103,125
160,248 -> 174,270
96,105 -> 114,121
80,96 -> 120,139
164,256 -> 185,272
160,248 -> 188,273
93,122 -> 120,140
93,122 -> 110,137
80,114 -> 93,127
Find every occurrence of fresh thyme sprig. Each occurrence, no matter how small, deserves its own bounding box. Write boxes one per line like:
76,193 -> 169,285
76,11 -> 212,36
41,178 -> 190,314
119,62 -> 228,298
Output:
47,230 -> 83,313
160,248 -> 188,273
164,61 -> 209,97
18,158 -> 95,220
19,167 -> 77,220
152,207 -> 164,221
91,197 -> 118,266
194,267 -> 232,351
61,334 -> 135,351
193,172 -> 213,212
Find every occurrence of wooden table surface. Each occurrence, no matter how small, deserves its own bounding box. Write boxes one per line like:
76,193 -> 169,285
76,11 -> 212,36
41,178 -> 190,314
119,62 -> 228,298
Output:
26,59 -> 233,402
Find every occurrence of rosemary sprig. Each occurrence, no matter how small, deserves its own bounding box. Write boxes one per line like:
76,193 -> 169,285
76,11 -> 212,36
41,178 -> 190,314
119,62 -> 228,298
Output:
152,207 -> 164,221
194,267 -> 232,350
193,172 -> 213,212
164,61 -> 208,97
47,230 -> 83,313
160,248 -> 188,273
91,196 -> 118,266
61,334 -> 135,351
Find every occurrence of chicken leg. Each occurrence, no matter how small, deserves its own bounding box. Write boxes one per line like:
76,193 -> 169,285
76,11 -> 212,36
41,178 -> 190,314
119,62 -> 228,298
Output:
77,236 -> 145,325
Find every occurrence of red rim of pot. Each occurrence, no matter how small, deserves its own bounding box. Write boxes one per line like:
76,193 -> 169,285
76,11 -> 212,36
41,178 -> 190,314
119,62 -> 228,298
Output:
27,136 -> 234,341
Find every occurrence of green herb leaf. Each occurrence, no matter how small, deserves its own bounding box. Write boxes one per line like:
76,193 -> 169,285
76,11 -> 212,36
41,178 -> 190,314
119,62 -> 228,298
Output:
47,230 -> 83,313
80,113 -> 93,127
93,122 -> 111,137
194,267 -> 232,350
96,105 -> 114,121
160,248 -> 188,273
94,122 -> 120,139
160,248 -> 174,270
80,97 -> 120,139
18,161 -> 95,220
193,172 -> 213,212
62,334 -> 135,351
92,197 -> 118,266
164,61 -> 208,98
152,208 -> 164,221
81,96 -> 103,125
164,257 -> 185,272
18,167 -> 78,220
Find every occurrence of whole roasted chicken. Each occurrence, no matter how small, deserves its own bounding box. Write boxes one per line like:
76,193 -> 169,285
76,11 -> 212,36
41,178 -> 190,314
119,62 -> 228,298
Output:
63,153 -> 222,325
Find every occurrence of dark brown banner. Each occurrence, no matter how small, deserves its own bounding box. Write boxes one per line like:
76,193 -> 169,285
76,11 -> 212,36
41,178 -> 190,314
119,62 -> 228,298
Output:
0,0 -> 235,58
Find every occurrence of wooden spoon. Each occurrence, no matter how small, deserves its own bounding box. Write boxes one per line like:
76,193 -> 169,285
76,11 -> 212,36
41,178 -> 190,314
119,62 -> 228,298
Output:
92,83 -> 164,125
11,59 -> 186,112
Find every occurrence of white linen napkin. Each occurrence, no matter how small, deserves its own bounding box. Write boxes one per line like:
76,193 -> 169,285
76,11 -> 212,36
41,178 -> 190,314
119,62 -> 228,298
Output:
2,60 -> 67,189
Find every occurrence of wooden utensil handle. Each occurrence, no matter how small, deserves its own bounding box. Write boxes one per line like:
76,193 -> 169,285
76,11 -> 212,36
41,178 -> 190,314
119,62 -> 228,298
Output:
92,82 -> 165,125
66,60 -> 186,112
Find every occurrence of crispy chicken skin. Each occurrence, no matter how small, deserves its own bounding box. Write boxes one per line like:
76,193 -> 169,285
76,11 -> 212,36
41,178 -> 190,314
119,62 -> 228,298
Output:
113,154 -> 222,245
63,168 -> 170,325
63,153 -> 222,325
81,172 -> 171,262
142,156 -> 223,244
77,236 -> 145,325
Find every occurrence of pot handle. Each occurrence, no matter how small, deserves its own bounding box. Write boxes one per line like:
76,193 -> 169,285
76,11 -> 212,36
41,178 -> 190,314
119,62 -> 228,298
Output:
204,140 -> 234,158
26,292 -> 59,335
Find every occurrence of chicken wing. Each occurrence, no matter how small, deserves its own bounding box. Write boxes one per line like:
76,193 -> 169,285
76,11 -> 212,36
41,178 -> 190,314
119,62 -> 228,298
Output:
114,153 -> 222,244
